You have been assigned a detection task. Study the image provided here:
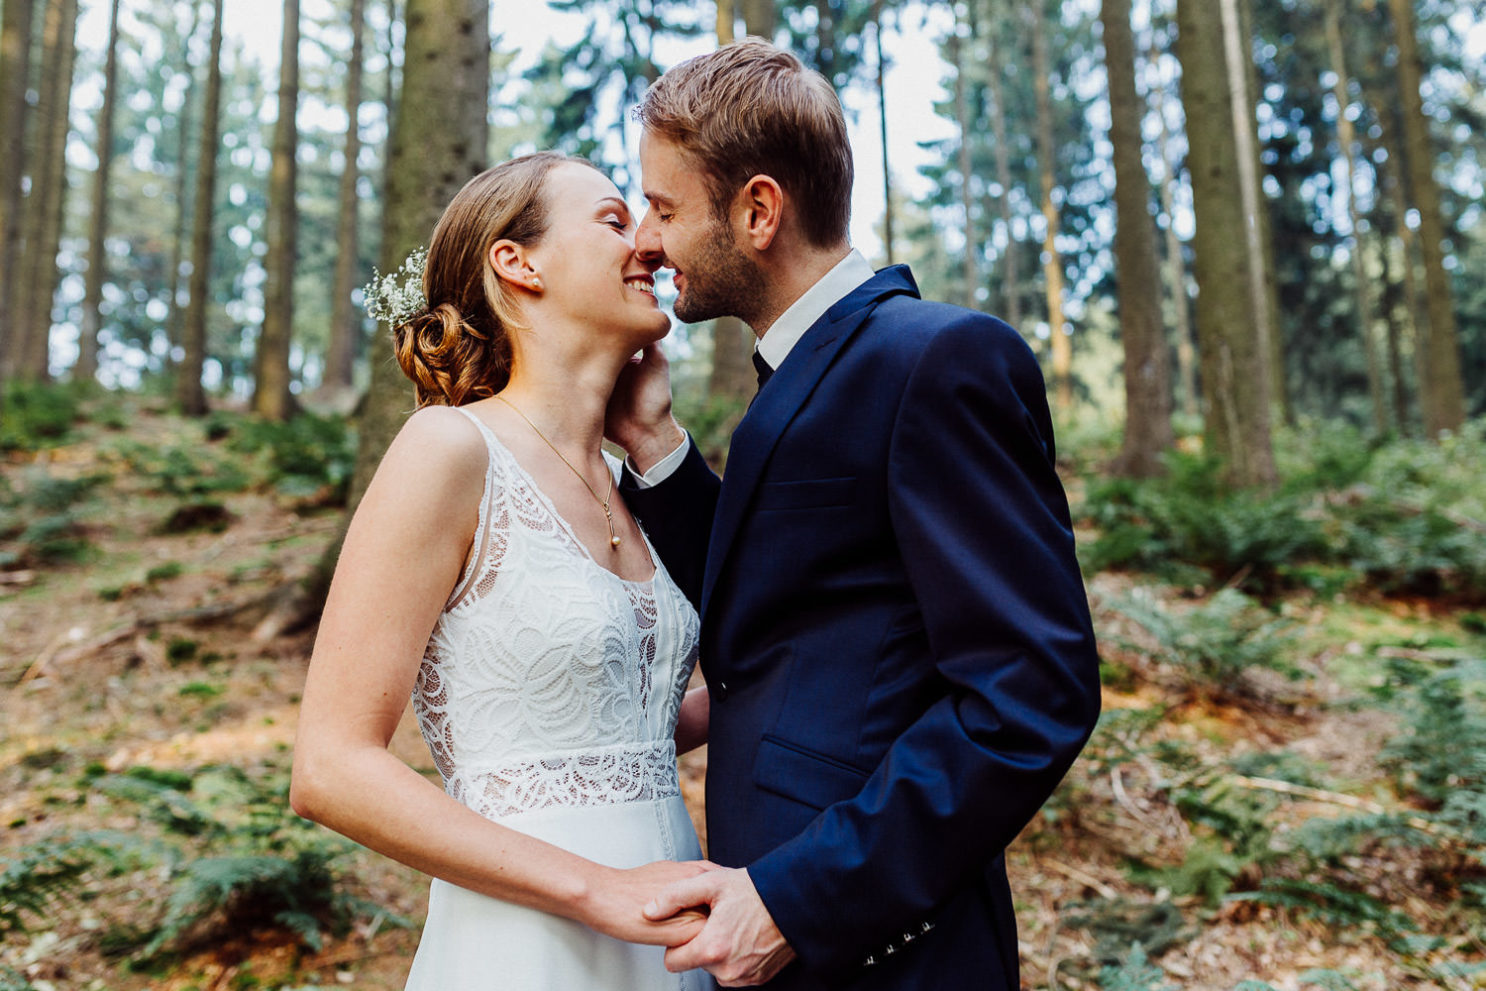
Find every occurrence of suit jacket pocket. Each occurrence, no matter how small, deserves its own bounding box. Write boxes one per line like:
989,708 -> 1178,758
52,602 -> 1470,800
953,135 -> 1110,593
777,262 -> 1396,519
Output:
753,476 -> 856,511
754,734 -> 871,811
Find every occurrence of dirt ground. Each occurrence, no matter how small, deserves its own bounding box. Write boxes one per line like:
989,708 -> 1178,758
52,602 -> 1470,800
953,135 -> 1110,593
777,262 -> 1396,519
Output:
2,408 -> 1482,990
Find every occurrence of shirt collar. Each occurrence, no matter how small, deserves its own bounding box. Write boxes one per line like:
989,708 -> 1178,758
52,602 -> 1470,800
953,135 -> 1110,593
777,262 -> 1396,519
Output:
755,249 -> 876,371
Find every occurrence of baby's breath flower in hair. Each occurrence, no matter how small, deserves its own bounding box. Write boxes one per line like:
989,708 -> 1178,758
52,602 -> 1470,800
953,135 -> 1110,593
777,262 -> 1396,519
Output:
362,247 -> 428,328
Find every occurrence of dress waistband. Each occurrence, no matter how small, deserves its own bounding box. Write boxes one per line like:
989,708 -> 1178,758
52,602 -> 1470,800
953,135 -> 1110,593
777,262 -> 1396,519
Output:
448,740 -> 681,821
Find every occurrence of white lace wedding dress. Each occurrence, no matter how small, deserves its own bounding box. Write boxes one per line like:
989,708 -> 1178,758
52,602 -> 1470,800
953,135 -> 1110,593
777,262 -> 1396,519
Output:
403,407 -> 710,990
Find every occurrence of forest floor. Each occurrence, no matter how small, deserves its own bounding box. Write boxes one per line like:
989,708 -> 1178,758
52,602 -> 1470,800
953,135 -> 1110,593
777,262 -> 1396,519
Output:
2,396 -> 1483,991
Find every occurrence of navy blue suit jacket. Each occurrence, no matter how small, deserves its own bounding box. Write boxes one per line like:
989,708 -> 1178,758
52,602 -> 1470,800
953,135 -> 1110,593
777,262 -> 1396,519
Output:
624,266 -> 1101,990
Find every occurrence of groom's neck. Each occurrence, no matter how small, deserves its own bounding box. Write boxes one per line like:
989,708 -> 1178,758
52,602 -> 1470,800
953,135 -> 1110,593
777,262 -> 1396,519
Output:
750,241 -> 854,338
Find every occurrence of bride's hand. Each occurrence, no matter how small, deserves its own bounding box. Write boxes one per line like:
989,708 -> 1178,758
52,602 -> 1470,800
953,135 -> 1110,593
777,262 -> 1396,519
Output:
579,860 -> 721,947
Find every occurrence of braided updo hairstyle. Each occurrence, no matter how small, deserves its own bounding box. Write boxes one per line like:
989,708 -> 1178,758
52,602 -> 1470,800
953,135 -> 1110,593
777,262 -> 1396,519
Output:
393,152 -> 595,407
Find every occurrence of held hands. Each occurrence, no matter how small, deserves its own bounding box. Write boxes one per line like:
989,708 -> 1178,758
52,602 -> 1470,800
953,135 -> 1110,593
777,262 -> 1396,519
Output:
580,860 -> 717,947
644,866 -> 797,987
605,343 -> 686,475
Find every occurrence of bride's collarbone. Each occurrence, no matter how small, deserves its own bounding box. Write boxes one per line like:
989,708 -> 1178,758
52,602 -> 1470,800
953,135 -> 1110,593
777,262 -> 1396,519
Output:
498,441 -> 650,581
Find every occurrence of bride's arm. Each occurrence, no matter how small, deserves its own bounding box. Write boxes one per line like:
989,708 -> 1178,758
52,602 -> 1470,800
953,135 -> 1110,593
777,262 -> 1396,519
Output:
290,407 -> 707,946
674,686 -> 709,755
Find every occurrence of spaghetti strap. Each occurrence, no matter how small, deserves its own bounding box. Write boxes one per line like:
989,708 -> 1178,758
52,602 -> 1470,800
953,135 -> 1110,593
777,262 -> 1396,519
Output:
452,404 -> 501,452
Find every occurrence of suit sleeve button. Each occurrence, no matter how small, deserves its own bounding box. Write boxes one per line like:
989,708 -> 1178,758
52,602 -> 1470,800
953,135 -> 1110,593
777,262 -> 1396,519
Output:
714,681 -> 729,702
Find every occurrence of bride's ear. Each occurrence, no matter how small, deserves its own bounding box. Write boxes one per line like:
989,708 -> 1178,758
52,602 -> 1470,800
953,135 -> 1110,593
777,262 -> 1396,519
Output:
489,240 -> 543,293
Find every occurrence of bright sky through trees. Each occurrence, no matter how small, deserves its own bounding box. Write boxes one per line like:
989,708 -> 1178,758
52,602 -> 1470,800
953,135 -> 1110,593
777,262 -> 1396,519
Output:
73,0 -> 960,263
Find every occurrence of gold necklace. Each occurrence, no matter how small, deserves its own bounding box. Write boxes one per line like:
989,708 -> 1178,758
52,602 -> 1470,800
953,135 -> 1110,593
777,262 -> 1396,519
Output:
495,395 -> 621,550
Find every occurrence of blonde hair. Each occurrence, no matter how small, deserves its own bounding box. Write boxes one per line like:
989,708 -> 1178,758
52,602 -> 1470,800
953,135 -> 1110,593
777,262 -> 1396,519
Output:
393,152 -> 598,407
634,39 -> 852,248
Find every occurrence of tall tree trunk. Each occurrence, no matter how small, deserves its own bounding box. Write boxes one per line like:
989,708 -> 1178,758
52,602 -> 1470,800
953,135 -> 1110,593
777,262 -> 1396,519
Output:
326,0 -> 368,393
1148,31 -> 1198,422
166,0 -> 204,363
1387,0 -> 1465,436
1323,0 -> 1384,432
254,0 -> 301,420
77,0 -> 122,385
179,0 -> 225,416
740,0 -> 774,39
986,16 -> 1019,329
345,0 -> 491,516
1176,0 -> 1275,487
1030,0 -> 1071,414
0,0 -> 37,381
1232,0 -> 1286,426
707,0 -> 754,406
15,0 -> 80,382
1367,106 -> 1415,431
383,0 -> 401,130
716,0 -> 734,43
1103,0 -> 1172,476
1376,228 -> 1411,432
873,0 -> 892,265
950,16 -> 976,309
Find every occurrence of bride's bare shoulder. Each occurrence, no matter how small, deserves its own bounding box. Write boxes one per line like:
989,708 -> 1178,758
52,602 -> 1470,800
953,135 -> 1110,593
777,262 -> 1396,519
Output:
371,405 -> 489,497
396,404 -> 487,452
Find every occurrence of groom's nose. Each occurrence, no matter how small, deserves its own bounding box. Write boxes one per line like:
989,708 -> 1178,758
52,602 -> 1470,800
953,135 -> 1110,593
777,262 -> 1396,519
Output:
635,211 -> 664,270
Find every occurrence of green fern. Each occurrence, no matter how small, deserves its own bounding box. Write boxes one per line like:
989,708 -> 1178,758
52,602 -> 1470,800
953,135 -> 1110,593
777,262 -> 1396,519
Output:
1287,811 -> 1430,863
143,849 -> 344,956
1063,898 -> 1189,975
0,831 -> 149,935
1098,943 -> 1174,991
126,766 -> 404,960
1297,969 -> 1362,991
0,838 -> 94,934
1380,658 -> 1486,805
1110,588 -> 1297,690
96,772 -> 219,837
0,966 -> 39,991
1227,878 -> 1417,940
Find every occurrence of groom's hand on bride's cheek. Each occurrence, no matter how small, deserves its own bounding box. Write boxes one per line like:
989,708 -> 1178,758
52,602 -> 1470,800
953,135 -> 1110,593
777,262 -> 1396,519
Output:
643,867 -> 796,986
604,344 -> 685,469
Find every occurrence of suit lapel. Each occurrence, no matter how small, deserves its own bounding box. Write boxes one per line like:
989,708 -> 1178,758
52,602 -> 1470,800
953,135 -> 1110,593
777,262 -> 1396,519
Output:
700,266 -> 920,620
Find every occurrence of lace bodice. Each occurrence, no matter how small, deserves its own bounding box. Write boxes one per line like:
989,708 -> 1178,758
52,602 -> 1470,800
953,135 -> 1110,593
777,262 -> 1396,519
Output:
412,408 -> 700,822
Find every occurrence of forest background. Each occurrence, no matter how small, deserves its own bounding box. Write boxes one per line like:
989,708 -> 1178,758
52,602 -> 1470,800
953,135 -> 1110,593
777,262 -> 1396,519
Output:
1,0 -> 1485,988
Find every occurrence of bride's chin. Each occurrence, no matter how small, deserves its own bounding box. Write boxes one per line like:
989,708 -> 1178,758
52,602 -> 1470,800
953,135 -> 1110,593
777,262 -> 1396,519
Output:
642,314 -> 673,341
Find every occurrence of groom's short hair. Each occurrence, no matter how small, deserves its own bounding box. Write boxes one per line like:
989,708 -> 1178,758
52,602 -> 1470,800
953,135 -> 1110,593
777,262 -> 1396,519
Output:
635,39 -> 853,248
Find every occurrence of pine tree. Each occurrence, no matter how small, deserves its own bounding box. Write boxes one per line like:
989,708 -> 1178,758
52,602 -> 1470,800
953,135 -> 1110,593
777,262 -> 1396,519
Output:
77,0 -> 124,384
14,0 -> 80,381
1177,0 -> 1276,486
178,0 -> 225,416
1103,0 -> 1172,476
166,0 -> 206,361
254,0 -> 302,420
1386,0 -> 1466,436
345,0 -> 491,513
0,0 -> 38,381
325,0 -> 368,394
1030,0 -> 1072,414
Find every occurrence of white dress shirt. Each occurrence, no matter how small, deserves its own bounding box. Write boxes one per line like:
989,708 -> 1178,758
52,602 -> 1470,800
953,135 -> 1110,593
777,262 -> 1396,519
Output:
630,249 -> 877,487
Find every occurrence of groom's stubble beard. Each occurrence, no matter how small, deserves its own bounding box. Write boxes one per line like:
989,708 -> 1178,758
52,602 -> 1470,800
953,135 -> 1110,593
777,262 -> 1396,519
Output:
672,214 -> 768,326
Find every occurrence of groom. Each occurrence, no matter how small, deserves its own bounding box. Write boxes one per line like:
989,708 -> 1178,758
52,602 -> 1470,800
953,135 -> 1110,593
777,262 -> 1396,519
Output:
609,40 -> 1101,990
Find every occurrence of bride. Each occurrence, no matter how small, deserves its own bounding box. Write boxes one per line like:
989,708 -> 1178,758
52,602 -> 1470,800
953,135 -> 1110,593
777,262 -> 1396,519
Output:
290,152 -> 713,989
